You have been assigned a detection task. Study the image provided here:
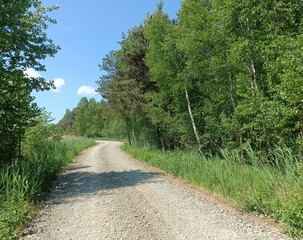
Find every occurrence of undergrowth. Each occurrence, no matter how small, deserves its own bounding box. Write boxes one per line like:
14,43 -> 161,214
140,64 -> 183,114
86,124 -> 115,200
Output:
123,144 -> 303,237
0,137 -> 95,239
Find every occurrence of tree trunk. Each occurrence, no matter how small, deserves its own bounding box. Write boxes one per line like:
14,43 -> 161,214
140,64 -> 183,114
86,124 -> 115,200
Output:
125,118 -> 132,146
228,72 -> 236,112
250,57 -> 258,93
184,88 -> 203,155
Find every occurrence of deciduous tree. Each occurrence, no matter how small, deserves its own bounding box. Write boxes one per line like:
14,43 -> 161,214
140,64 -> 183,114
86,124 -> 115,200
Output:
0,0 -> 59,163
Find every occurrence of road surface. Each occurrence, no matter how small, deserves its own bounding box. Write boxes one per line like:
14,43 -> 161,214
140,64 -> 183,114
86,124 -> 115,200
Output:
22,141 -> 290,240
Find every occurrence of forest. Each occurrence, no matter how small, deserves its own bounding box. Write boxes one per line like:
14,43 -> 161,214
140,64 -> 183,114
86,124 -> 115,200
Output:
1,0 -> 303,237
60,0 -> 303,159
93,0 -> 303,158
57,97 -> 126,139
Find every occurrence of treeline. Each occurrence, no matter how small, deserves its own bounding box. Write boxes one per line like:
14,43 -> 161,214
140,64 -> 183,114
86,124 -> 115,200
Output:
57,97 -> 126,139
97,0 -> 303,156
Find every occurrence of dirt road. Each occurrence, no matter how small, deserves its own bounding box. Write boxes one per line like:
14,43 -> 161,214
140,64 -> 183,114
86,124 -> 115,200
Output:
22,141 -> 290,240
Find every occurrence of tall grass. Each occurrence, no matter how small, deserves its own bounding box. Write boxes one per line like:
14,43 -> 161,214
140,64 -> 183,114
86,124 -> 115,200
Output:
123,144 -> 303,237
0,137 -> 95,239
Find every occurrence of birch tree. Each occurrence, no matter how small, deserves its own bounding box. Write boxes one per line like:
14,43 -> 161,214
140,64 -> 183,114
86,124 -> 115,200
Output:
144,2 -> 203,152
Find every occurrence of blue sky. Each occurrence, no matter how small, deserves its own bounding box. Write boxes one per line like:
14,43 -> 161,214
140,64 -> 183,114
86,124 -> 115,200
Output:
31,1 -> 182,123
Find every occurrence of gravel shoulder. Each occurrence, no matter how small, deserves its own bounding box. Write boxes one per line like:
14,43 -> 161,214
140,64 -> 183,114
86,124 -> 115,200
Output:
22,141 -> 292,240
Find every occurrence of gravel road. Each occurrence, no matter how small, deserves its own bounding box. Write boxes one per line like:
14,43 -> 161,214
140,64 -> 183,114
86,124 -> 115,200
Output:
22,141 -> 291,240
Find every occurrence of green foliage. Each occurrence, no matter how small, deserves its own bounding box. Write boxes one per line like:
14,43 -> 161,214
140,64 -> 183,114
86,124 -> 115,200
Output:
0,1 -> 60,164
57,98 -> 109,138
124,144 -> 303,236
0,71 -> 39,162
0,198 -> 32,240
94,0 -> 303,154
0,137 -> 95,239
101,115 -> 126,139
0,111 -> 95,239
282,192 -> 303,236
96,25 -> 156,146
144,6 -> 192,149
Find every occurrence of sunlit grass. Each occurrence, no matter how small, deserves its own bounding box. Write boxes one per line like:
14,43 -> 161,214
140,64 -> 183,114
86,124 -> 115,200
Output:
0,137 -> 95,239
123,144 -> 303,237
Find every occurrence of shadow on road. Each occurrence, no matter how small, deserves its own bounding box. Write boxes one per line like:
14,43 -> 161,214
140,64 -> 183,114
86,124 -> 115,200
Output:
49,168 -> 163,204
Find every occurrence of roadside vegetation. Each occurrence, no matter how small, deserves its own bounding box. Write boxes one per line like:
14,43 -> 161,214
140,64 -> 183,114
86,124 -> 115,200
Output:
0,118 -> 95,239
124,144 -> 303,236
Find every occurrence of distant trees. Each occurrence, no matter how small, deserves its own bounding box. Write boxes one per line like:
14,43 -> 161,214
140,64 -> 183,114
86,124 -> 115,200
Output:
0,1 -> 59,163
96,0 -> 303,155
57,97 -> 125,139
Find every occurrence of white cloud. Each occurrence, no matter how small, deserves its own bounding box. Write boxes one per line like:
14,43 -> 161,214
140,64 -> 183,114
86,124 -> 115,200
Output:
24,68 -> 41,78
77,86 -> 97,96
52,78 -> 65,93
23,69 -> 65,93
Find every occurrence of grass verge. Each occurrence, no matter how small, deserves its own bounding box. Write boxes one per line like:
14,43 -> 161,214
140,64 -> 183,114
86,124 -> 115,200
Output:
0,137 -> 95,239
123,144 -> 303,237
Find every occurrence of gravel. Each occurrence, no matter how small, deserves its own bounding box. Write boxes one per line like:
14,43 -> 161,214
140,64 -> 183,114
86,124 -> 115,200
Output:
22,141 -> 292,240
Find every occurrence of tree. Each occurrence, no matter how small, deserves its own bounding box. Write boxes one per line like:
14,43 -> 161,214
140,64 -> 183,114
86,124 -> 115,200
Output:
225,0 -> 303,150
57,109 -> 76,134
97,50 -> 136,145
0,0 -> 59,163
144,2 -> 203,152
22,109 -> 60,159
57,98 -> 109,138
176,0 -> 240,151
97,25 -> 154,146
95,0 -> 303,156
